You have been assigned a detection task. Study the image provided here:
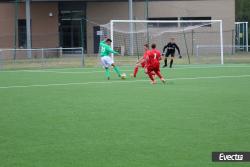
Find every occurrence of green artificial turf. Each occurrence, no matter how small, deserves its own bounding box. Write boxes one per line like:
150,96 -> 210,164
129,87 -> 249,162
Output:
0,64 -> 250,167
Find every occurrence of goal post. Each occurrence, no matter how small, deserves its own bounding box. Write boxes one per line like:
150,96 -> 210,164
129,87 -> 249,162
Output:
102,19 -> 224,65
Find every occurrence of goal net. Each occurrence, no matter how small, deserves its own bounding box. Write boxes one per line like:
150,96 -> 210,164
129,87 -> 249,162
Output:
100,20 -> 224,66
196,45 -> 250,64
0,47 -> 84,70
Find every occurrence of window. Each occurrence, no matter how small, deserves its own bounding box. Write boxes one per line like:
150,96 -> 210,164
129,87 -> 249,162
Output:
18,19 -> 27,48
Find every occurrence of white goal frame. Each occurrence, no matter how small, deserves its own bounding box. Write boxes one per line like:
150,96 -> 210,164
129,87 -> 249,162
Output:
110,19 -> 224,64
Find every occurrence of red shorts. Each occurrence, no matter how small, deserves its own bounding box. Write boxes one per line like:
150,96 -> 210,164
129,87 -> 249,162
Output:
147,65 -> 160,73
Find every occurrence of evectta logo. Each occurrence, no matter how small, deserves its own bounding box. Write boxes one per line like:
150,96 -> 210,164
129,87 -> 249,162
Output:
219,153 -> 243,161
212,152 -> 250,162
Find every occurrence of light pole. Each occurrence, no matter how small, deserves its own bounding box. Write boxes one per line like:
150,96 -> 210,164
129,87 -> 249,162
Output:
129,0 -> 133,55
25,0 -> 32,58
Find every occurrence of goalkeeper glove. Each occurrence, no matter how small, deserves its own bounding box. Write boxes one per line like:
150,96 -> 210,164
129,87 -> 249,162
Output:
179,54 -> 182,59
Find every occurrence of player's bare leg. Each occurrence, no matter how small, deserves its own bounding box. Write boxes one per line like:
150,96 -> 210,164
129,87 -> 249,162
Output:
144,67 -> 148,74
152,71 -> 156,79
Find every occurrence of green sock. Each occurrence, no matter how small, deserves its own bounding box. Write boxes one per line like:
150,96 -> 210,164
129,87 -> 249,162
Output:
113,66 -> 121,77
105,68 -> 110,78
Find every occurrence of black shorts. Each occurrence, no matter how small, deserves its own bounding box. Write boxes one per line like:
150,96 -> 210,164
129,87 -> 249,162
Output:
165,51 -> 175,57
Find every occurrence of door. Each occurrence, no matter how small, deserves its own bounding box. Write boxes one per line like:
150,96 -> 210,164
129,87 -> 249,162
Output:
93,26 -> 101,53
60,19 -> 81,48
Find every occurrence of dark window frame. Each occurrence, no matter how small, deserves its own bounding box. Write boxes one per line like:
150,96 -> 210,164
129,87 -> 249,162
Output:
18,19 -> 27,48
147,17 -> 178,28
180,17 -> 212,27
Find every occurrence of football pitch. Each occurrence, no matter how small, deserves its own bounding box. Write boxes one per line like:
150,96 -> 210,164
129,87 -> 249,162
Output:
0,64 -> 250,167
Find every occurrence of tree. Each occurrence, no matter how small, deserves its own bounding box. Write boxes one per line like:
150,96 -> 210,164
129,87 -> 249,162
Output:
236,0 -> 250,21
236,0 -> 250,42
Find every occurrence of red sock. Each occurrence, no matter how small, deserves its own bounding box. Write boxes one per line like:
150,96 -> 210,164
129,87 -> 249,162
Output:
155,70 -> 163,79
147,71 -> 155,81
134,66 -> 139,77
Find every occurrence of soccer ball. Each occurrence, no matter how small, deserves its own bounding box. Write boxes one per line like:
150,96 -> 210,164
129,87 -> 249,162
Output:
121,73 -> 126,79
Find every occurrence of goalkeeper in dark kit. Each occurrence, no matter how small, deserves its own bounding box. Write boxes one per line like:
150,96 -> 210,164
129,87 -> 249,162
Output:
162,38 -> 181,68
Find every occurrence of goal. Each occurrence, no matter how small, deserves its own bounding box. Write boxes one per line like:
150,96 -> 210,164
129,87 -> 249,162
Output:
100,20 -> 224,65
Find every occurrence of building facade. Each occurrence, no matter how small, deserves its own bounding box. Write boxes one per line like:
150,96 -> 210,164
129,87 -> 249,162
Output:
0,0 -> 235,55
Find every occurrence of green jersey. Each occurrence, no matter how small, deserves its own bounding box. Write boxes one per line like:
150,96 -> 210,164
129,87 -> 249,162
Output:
99,40 -> 119,57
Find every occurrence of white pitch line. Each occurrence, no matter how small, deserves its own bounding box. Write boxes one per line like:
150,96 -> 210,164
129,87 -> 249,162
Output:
1,65 -> 250,74
168,74 -> 250,81
0,79 -> 148,89
170,65 -> 250,70
0,69 -> 133,74
0,74 -> 250,89
22,69 -> 133,74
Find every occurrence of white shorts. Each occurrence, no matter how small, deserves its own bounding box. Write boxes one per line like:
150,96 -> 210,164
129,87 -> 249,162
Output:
101,56 -> 114,68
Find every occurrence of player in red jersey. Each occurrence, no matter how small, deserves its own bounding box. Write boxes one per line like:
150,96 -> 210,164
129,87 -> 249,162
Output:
132,44 -> 151,78
146,43 -> 166,84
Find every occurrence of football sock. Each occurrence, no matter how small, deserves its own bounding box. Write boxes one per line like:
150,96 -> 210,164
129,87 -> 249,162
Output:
113,66 -> 121,77
164,59 -> 168,66
105,68 -> 110,78
170,59 -> 173,68
155,71 -> 163,79
148,71 -> 155,81
133,66 -> 139,77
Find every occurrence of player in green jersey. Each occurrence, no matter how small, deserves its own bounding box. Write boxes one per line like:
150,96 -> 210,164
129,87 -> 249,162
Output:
99,38 -> 121,80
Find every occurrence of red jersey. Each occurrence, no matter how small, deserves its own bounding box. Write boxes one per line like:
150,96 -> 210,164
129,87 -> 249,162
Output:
147,49 -> 162,67
143,50 -> 151,59
140,50 -> 151,67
